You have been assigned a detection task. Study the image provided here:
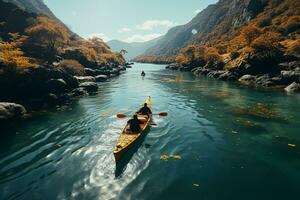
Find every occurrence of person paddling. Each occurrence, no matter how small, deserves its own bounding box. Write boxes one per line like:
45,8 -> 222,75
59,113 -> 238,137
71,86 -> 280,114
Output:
141,71 -> 146,76
128,114 -> 143,132
138,103 -> 152,116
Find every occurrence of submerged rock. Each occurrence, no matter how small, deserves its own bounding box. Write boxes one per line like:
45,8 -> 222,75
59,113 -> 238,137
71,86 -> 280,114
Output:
284,82 -> 300,93
79,82 -> 98,93
0,102 -> 27,121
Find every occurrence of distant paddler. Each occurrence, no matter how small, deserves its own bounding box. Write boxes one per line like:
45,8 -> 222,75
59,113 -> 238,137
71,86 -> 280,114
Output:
141,71 -> 146,77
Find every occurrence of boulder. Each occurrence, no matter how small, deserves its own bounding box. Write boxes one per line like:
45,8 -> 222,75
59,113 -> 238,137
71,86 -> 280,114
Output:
44,93 -> 59,105
46,78 -> 67,93
74,76 -> 96,83
95,75 -> 108,82
85,68 -> 97,76
218,71 -> 238,81
239,74 -> 257,85
284,82 -> 300,93
0,102 -> 27,120
207,70 -> 226,78
71,87 -> 88,97
279,70 -> 300,84
79,82 -> 98,93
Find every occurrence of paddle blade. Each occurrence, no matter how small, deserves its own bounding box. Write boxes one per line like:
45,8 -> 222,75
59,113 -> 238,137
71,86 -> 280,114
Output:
116,114 -> 127,118
158,112 -> 168,116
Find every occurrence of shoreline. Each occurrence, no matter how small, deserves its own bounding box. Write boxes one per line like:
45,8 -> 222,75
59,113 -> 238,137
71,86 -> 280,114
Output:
165,63 -> 300,93
0,63 -> 131,122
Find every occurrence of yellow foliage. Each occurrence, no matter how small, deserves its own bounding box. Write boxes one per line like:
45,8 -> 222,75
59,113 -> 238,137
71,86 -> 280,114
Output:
0,41 -> 36,70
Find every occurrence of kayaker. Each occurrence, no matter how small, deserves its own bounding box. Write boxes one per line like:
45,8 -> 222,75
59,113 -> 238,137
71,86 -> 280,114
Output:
141,71 -> 146,76
128,114 -> 143,132
138,103 -> 152,116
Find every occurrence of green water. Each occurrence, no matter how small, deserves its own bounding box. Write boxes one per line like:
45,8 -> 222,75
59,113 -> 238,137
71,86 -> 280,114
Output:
1,63 -> 300,200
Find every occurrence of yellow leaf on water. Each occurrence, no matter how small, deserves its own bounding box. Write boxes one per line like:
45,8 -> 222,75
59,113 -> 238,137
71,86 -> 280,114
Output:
160,155 -> 170,160
288,144 -> 296,148
171,155 -> 182,160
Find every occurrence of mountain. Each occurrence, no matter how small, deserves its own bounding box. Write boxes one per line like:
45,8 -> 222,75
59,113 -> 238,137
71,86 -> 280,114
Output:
144,0 -> 268,56
3,0 -> 55,18
107,37 -> 161,60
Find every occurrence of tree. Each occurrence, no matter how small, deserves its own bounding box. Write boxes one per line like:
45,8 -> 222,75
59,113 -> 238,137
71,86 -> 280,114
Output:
120,49 -> 128,55
241,24 -> 261,45
25,16 -> 70,62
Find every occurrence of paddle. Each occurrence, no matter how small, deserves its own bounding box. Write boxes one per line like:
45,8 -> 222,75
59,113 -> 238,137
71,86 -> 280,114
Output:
116,112 -> 168,118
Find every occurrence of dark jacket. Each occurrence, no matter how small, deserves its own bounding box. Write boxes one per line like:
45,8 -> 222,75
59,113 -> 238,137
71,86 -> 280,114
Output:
138,106 -> 152,115
128,118 -> 143,132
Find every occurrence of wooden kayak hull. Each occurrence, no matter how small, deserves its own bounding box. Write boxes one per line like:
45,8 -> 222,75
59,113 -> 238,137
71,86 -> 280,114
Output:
114,97 -> 152,162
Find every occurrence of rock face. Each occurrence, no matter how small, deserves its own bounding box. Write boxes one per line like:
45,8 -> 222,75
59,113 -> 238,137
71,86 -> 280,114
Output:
0,102 -> 27,121
143,0 -> 266,56
285,82 -> 300,93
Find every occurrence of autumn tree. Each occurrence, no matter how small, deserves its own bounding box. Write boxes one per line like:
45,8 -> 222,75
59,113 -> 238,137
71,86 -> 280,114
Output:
241,24 -> 261,45
25,16 -> 70,62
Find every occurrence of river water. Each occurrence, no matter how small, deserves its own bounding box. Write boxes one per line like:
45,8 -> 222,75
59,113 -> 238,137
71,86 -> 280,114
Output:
1,63 -> 300,200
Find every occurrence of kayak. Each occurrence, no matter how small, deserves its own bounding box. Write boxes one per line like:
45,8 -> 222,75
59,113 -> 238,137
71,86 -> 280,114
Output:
114,97 -> 152,161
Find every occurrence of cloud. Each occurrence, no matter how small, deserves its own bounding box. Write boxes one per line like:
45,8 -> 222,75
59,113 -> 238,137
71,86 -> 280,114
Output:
84,33 -> 110,42
136,20 -> 176,30
118,27 -> 132,33
124,33 -> 162,43
194,9 -> 201,15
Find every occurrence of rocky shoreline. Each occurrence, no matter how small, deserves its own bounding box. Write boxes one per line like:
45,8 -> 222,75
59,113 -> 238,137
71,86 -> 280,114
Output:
0,63 -> 132,122
166,62 -> 300,93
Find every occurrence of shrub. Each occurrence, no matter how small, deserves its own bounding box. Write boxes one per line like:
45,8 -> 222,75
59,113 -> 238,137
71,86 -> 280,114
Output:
257,16 -> 272,27
57,59 -> 85,76
282,16 -> 300,34
287,40 -> 300,56
0,41 -> 36,73
25,16 -> 70,61
241,24 -> 262,45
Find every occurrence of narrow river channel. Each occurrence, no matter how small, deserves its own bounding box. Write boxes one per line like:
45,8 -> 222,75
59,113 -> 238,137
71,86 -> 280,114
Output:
1,63 -> 300,200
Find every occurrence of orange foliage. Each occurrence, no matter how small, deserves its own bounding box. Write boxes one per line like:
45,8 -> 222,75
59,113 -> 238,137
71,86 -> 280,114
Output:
57,59 -> 85,76
0,41 -> 36,71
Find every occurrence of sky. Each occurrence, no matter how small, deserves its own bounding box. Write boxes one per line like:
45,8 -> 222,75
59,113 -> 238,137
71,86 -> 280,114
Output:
44,0 -> 218,43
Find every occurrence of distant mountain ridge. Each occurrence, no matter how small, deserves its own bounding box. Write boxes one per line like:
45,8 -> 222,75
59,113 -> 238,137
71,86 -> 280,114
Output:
107,37 -> 161,60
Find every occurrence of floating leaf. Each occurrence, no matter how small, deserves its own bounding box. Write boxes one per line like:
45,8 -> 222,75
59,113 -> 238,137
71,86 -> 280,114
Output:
171,155 -> 182,160
288,144 -> 296,148
160,154 -> 170,160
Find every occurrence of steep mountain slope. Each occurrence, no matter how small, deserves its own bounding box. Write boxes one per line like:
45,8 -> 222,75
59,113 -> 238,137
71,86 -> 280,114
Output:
144,0 -> 267,56
107,37 -> 161,60
3,0 -> 55,18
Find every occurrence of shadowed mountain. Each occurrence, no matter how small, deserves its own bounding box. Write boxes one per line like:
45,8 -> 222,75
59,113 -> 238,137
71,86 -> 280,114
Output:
3,0 -> 55,18
143,0 -> 268,56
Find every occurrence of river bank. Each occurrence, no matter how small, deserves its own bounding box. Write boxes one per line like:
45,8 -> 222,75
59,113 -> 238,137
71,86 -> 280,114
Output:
165,62 -> 300,93
0,63 -> 132,122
